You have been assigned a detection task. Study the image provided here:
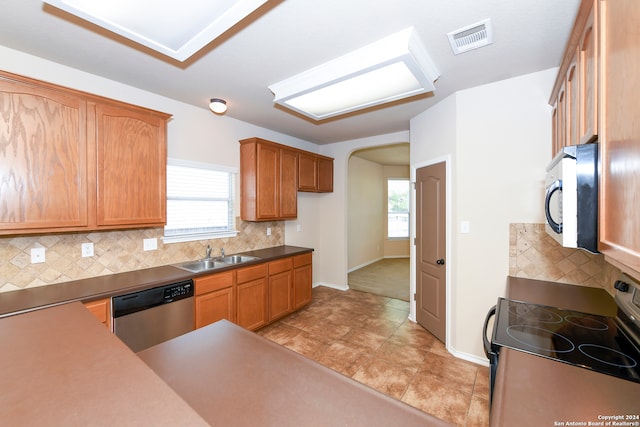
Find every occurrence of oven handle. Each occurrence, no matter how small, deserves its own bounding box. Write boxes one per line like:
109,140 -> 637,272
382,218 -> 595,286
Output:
483,305 -> 497,360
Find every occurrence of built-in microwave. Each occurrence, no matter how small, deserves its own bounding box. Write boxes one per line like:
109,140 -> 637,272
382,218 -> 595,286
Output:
544,143 -> 598,253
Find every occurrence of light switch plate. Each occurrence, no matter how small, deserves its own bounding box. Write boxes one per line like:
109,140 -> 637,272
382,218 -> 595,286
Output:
81,242 -> 94,257
460,220 -> 471,234
143,238 -> 158,251
31,247 -> 46,263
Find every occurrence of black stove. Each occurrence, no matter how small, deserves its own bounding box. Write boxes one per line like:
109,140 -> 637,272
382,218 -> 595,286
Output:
491,298 -> 640,383
483,274 -> 640,403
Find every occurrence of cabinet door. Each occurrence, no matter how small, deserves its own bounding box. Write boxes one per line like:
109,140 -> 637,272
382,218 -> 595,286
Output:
317,157 -> 333,192
579,1 -> 598,145
293,253 -> 312,309
279,148 -> 298,219
95,103 -> 167,227
298,152 -> 317,191
195,287 -> 234,328
599,0 -> 640,274
565,52 -> 580,147
556,82 -> 567,151
83,298 -> 111,330
0,75 -> 88,232
268,258 -> 293,321
236,277 -> 267,330
255,142 -> 280,220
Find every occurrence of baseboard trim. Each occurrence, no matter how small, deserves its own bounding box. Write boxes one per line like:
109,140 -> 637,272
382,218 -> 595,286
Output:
347,258 -> 383,273
314,282 -> 349,291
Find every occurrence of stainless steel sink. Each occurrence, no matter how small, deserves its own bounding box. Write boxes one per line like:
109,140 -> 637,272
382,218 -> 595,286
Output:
175,255 -> 260,273
218,255 -> 260,264
175,259 -> 227,273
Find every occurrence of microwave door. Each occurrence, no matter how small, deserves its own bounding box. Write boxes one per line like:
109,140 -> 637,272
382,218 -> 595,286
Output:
545,180 -> 563,234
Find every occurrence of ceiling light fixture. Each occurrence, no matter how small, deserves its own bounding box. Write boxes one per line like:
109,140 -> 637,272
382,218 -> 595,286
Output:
209,98 -> 227,114
42,0 -> 267,61
268,27 -> 440,121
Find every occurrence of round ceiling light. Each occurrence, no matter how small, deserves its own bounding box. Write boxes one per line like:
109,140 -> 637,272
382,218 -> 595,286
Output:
209,98 -> 227,114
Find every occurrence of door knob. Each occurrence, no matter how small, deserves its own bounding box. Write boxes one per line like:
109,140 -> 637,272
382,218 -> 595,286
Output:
436,259 -> 445,265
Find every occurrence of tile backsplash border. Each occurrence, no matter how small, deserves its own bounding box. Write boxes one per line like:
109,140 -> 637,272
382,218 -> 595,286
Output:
0,218 -> 284,292
509,223 -> 620,295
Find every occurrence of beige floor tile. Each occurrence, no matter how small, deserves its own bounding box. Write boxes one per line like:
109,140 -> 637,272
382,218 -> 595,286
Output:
339,327 -> 389,352
473,366 -> 491,401
402,372 -> 472,425
255,322 -> 301,345
353,357 -> 415,400
374,339 -> 428,368
316,341 -> 372,377
282,330 -> 332,359
466,395 -> 490,427
418,352 -> 478,394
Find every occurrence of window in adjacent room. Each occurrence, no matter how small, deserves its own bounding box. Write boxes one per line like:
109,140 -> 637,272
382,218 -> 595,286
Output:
164,159 -> 238,243
387,178 -> 410,239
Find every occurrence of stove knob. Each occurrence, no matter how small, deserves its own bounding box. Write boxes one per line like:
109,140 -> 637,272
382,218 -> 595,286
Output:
614,280 -> 630,292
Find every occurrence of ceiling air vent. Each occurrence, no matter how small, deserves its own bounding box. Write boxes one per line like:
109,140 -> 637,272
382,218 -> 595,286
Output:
447,18 -> 493,55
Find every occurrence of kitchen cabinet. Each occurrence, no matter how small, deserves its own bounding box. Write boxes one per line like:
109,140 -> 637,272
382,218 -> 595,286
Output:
83,298 -> 111,329
598,0 -> 640,276
95,102 -> 167,227
267,257 -> 293,322
0,70 -> 170,235
240,137 -> 298,221
549,0 -> 598,156
236,263 -> 268,330
298,152 -> 334,193
293,252 -> 313,309
194,271 -> 235,329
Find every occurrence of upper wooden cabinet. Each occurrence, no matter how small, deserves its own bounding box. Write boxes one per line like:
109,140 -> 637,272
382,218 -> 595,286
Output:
598,0 -> 640,276
240,137 -> 334,221
0,71 -> 170,235
298,152 -> 334,193
549,0 -> 598,156
240,137 -> 298,221
95,103 -> 167,227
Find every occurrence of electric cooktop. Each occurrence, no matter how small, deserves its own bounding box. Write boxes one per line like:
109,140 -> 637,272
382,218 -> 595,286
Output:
491,298 -> 640,383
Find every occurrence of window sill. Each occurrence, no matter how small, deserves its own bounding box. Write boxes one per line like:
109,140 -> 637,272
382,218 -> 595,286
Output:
162,230 -> 239,244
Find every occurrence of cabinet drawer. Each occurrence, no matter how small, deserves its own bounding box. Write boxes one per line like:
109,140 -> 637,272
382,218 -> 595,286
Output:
237,263 -> 267,284
195,271 -> 235,296
269,257 -> 293,275
293,252 -> 312,268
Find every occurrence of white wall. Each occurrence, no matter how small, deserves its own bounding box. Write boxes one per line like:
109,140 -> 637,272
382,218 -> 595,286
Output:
347,156 -> 384,270
410,68 -> 556,362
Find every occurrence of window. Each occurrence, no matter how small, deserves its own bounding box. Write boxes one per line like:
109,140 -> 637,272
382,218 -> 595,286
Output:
388,179 -> 410,239
164,159 -> 238,243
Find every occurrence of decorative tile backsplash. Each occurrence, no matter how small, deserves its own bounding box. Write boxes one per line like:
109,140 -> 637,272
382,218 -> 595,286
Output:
0,218 -> 283,292
509,223 -> 619,295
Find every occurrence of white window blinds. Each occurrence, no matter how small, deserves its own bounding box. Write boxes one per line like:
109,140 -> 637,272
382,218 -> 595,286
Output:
164,159 -> 238,243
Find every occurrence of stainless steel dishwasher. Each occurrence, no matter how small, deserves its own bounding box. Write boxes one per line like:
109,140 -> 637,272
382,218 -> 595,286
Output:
113,279 -> 194,352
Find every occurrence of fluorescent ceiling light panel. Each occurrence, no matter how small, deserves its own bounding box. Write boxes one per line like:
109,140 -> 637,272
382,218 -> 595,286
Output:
43,0 -> 267,61
268,27 -> 440,120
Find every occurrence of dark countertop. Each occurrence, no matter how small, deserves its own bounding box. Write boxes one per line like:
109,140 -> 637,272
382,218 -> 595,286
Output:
492,277 -> 640,425
507,276 -> 617,315
139,320 -> 452,427
491,348 -> 640,426
0,245 -> 313,318
0,302 -> 209,426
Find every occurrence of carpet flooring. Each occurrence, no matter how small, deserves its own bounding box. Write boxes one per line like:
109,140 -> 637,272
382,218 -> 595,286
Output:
348,258 -> 410,301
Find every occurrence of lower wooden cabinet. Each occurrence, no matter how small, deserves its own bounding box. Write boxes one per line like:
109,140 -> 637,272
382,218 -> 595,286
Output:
268,258 -> 293,322
236,263 -> 268,331
83,298 -> 111,330
194,252 -> 313,332
194,271 -> 235,329
293,253 -> 313,309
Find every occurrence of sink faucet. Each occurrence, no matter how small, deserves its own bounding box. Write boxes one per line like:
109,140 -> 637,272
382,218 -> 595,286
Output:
221,247 -> 225,257
205,245 -> 212,259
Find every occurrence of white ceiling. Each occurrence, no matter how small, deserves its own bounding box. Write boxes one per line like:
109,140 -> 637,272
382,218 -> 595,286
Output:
0,0 -> 580,145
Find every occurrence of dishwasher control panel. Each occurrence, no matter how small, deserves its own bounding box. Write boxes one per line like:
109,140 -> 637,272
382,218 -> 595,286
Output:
113,279 -> 194,318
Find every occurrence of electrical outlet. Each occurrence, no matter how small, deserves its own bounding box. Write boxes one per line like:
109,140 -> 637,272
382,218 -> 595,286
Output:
143,238 -> 158,251
296,223 -> 302,232
266,227 -> 272,236
81,242 -> 94,257
31,247 -> 46,263
460,221 -> 471,234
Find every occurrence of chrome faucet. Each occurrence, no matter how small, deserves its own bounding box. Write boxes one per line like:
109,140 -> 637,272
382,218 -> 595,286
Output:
205,245 -> 212,260
221,247 -> 225,257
